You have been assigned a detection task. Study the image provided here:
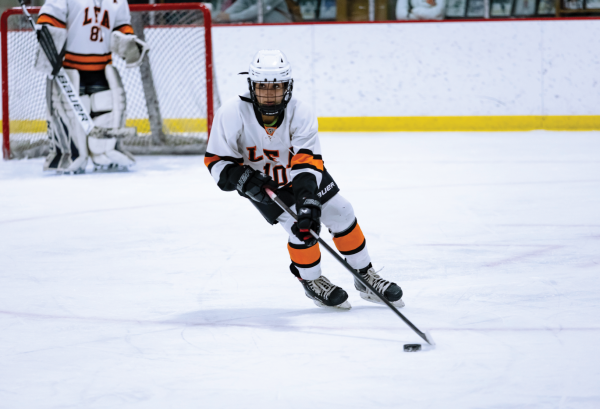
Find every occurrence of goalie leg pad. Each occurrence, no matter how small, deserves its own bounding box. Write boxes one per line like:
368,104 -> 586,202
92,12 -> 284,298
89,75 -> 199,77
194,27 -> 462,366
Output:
88,135 -> 135,168
91,65 -> 126,129
44,73 -> 88,173
90,90 -> 113,114
43,120 -> 62,171
84,66 -> 134,168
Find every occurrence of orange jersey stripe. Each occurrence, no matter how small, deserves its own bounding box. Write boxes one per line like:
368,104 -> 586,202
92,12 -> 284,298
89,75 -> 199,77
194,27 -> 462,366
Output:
288,243 -> 321,267
37,14 -> 66,29
116,25 -> 134,35
291,153 -> 324,171
65,53 -> 112,64
63,61 -> 111,71
333,223 -> 365,254
204,155 -> 221,167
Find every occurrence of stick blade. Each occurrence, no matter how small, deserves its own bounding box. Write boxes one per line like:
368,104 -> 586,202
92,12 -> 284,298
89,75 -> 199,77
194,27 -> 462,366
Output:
424,330 -> 436,346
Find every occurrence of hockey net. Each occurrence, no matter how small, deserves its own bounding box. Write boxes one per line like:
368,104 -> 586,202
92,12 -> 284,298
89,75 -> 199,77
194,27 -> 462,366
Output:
1,3 -> 218,160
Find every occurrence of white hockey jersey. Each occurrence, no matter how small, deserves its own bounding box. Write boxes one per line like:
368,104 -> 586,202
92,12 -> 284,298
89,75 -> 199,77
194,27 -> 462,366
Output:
205,94 -> 324,191
38,0 -> 134,71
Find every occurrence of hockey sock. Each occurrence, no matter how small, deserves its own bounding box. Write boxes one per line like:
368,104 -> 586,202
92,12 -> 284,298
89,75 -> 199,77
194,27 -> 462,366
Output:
332,218 -> 370,268
287,241 -> 321,280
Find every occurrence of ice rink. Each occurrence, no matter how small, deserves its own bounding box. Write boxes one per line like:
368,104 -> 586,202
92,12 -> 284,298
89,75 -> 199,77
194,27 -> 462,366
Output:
1,131 -> 599,408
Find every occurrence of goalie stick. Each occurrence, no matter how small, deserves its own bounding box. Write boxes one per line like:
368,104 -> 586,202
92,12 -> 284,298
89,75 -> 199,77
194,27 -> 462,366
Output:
18,0 -> 94,136
265,187 -> 436,346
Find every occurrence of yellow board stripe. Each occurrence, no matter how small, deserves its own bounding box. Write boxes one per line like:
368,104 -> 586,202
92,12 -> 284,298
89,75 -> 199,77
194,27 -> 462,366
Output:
4,119 -> 48,134
125,118 -> 207,134
0,118 -> 208,134
2,116 -> 600,134
317,116 -> 600,132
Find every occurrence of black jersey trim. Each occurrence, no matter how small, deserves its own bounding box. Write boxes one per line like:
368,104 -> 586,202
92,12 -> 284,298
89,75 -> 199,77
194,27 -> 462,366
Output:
205,152 -> 244,163
63,59 -> 113,66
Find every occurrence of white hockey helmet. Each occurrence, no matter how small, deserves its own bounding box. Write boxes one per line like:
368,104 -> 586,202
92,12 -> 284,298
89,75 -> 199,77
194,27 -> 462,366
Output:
248,49 -> 292,82
247,50 -> 294,117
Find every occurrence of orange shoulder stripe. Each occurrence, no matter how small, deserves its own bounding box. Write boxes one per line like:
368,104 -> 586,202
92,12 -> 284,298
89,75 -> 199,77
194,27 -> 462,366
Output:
37,14 -> 66,29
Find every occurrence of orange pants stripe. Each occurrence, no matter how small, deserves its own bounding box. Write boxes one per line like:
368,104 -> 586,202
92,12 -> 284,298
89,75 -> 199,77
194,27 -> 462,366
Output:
333,219 -> 366,255
288,242 -> 321,268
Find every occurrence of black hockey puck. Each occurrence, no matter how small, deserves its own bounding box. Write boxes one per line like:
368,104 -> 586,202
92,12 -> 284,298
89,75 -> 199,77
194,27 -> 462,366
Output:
403,344 -> 421,352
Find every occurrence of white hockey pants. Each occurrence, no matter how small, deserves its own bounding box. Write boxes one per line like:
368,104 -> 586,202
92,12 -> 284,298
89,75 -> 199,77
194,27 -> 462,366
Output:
277,193 -> 371,280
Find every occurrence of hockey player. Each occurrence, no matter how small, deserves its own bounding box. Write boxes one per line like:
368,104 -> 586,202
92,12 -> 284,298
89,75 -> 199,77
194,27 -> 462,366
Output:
35,0 -> 148,173
205,50 -> 405,310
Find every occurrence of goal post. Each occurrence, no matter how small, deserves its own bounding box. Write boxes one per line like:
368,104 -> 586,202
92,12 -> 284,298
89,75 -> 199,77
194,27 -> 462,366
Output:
1,3 -> 218,160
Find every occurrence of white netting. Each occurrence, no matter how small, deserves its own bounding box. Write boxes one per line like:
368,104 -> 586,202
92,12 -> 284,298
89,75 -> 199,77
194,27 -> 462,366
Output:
3,6 -> 218,159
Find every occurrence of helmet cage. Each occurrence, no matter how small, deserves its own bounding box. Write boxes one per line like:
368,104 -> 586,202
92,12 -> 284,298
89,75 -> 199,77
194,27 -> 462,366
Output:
248,78 -> 294,117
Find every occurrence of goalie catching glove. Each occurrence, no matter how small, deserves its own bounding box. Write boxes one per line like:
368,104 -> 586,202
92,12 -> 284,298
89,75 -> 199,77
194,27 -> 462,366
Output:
292,198 -> 321,247
234,166 -> 278,204
110,31 -> 149,68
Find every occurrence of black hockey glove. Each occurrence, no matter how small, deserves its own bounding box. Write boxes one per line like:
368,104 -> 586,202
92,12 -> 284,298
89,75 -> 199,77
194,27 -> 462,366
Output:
236,166 -> 278,204
292,198 -> 322,247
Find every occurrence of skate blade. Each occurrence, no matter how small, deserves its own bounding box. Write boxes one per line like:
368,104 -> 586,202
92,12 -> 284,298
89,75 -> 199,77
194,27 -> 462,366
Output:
359,292 -> 405,308
93,164 -> 132,172
313,299 -> 352,310
56,167 -> 86,175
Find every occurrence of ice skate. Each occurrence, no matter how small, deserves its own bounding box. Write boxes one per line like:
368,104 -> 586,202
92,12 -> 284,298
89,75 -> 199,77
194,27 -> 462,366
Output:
299,276 -> 351,310
354,264 -> 405,307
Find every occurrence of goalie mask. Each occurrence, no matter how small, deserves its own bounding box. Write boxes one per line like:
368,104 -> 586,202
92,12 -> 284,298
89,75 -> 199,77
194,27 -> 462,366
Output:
247,50 -> 293,117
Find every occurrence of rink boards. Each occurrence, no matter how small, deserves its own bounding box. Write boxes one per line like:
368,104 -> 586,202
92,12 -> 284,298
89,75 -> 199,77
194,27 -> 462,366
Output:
214,18 -> 600,131
1,18 -> 599,132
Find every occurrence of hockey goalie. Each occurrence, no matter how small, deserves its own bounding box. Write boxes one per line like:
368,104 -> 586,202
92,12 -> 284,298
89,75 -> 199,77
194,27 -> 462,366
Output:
34,0 -> 149,173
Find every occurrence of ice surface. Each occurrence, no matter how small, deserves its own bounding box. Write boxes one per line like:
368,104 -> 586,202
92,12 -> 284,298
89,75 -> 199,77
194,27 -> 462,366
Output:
1,132 -> 599,409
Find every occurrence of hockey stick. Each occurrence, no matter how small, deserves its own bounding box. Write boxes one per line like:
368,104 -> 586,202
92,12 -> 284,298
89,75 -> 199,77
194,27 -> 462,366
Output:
18,0 -> 95,136
265,188 -> 435,346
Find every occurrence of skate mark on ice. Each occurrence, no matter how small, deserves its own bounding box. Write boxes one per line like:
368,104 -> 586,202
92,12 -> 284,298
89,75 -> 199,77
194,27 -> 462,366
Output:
498,224 -> 600,228
0,200 -> 201,225
413,243 -> 550,247
365,179 -> 600,191
2,310 -> 599,332
483,245 -> 564,267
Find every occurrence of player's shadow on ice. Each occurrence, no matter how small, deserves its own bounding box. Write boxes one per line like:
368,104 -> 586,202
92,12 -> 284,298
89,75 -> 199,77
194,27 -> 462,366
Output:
168,307 -> 352,331
167,305 -> 388,333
